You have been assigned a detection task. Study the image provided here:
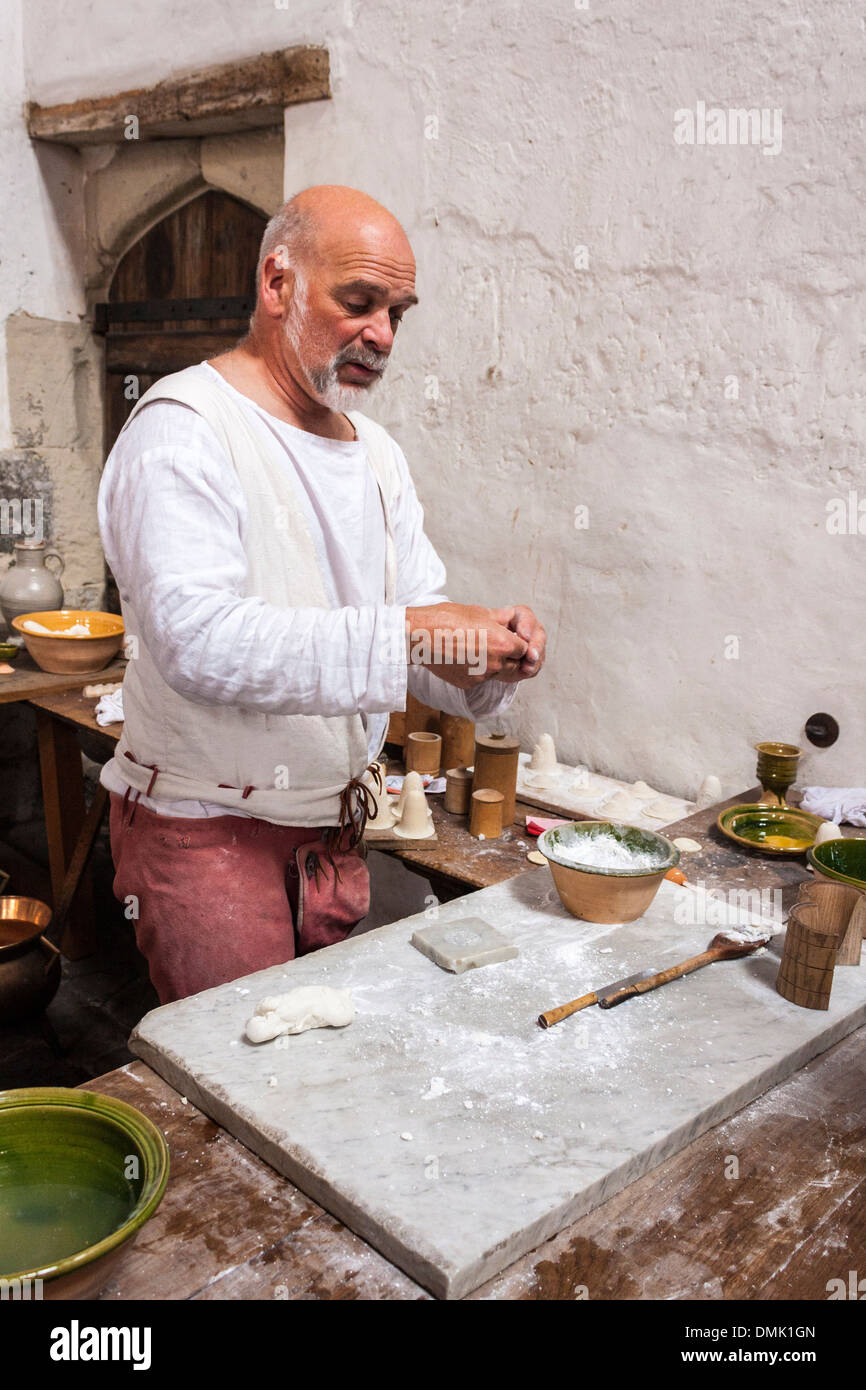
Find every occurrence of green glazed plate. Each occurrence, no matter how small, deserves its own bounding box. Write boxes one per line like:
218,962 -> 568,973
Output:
0,1087 -> 169,1283
717,804 -> 823,856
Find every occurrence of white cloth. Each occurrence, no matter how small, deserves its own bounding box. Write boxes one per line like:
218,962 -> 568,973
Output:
799,787 -> 866,828
99,362 -> 515,819
94,689 -> 124,726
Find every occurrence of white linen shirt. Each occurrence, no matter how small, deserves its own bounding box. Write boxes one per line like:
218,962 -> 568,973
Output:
98,362 -> 516,818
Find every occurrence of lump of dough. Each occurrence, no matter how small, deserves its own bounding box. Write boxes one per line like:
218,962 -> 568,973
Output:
601,790 -> 640,820
814,821 -> 843,845
245,986 -> 354,1043
569,771 -> 605,796
643,796 -> 683,821
631,780 -> 659,800
524,770 -> 556,789
673,836 -> 702,852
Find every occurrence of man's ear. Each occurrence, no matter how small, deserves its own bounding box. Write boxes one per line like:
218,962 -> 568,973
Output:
260,252 -> 295,318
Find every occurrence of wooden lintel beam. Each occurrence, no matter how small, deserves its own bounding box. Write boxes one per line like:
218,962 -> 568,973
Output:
27,45 -> 330,146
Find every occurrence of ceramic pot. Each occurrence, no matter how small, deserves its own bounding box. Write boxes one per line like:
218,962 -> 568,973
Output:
537,821 -> 679,925
0,541 -> 64,637
0,897 -> 61,1022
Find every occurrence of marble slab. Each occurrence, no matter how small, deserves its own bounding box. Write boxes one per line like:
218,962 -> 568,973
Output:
516,751 -> 695,829
130,875 -> 866,1299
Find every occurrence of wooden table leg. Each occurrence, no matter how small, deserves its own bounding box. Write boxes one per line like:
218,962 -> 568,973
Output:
50,784 -> 109,947
36,708 -> 97,959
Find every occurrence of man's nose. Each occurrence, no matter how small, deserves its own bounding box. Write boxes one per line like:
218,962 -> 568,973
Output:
360,308 -> 394,352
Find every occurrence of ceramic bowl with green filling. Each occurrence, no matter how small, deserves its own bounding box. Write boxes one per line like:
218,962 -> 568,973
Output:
807,837 -> 866,891
0,1087 -> 169,1298
717,805 -> 823,855
537,821 -> 679,923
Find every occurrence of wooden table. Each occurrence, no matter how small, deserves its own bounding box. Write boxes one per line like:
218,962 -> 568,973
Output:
1,657 -> 126,957
0,650 -> 125,706
79,794 -> 866,1300
15,687 -> 546,925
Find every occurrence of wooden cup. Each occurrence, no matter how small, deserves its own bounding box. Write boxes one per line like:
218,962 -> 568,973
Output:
406,731 -> 442,776
470,788 -> 503,839
444,766 -> 473,815
776,900 -> 845,1010
795,879 -> 863,966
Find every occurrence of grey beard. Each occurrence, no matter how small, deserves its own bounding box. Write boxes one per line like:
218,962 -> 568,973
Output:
309,354 -> 387,413
311,369 -> 378,413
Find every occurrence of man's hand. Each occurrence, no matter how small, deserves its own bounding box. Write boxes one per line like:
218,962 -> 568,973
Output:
404,603 -> 545,690
492,604 -> 547,679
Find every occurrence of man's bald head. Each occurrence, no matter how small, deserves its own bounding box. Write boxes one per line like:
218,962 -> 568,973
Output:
254,185 -> 412,289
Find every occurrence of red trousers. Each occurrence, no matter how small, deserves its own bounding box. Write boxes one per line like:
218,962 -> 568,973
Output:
108,793 -> 370,1004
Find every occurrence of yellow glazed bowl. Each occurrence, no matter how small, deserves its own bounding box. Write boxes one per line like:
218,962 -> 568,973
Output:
12,610 -> 124,675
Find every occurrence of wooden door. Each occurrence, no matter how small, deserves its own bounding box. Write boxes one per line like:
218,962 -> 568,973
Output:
96,190 -> 267,608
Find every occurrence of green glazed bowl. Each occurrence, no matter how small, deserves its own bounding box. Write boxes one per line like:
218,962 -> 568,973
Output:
0,1087 -> 169,1297
537,821 -> 679,924
717,804 -> 823,855
807,837 -> 866,891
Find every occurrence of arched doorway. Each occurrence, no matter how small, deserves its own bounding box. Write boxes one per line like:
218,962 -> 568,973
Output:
96,189 -> 267,608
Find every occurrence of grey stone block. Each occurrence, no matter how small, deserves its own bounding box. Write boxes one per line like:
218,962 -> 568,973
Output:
410,917 -> 518,973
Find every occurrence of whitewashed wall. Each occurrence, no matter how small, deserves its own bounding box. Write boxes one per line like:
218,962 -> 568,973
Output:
10,0 -> 865,797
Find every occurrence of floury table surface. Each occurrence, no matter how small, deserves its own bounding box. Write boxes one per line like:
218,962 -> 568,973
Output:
131,873 -> 866,1298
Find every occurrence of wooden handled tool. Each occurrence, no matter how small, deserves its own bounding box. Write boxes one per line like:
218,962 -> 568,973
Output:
597,931 -> 770,1010
537,970 -> 658,1028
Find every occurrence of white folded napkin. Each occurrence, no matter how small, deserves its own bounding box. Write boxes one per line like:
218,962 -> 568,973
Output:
94,688 -> 124,726
799,786 -> 866,828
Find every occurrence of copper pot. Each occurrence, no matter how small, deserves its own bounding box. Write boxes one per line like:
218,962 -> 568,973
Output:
0,897 -> 61,1022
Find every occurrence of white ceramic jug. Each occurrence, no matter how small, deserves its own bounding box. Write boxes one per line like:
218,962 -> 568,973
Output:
0,540 -> 65,636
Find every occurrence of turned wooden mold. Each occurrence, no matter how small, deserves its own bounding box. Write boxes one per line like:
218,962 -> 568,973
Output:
439,714 -> 475,773
776,880 -> 863,1010
472,734 -> 519,826
444,766 -> 473,815
405,693 -> 440,739
406,731 -> 441,776
795,879 -> 864,966
470,789 -> 504,839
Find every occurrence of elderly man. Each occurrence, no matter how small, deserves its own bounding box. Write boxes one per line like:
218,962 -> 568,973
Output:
98,185 -> 546,1003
